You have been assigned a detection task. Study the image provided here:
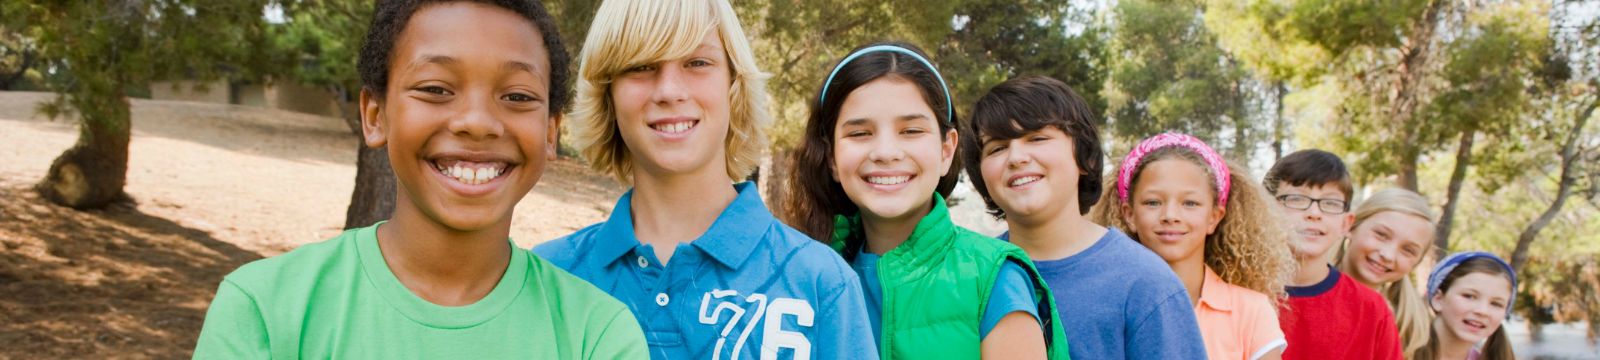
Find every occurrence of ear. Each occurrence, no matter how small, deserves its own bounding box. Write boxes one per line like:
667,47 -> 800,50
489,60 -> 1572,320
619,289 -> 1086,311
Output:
546,112 -> 563,160
1340,212 -> 1356,233
359,89 -> 387,148
939,128 -> 958,173
1430,291 -> 1444,311
1206,204 -> 1226,235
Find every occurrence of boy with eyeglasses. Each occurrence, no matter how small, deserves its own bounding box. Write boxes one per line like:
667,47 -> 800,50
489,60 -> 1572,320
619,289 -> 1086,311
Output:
1263,149 -> 1403,360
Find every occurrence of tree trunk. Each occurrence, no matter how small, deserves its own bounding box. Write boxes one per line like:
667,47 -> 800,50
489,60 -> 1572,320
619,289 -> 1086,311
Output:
340,110 -> 396,230
36,93 -> 132,209
1510,96 -> 1595,273
1273,81 -> 1285,161
1434,129 -> 1474,259
1392,0 -> 1448,192
763,149 -> 795,215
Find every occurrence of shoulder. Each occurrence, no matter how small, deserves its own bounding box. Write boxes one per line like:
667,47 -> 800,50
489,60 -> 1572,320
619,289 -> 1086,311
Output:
758,222 -> 860,295
526,252 -> 633,323
223,227 -> 362,296
1098,230 -> 1188,293
531,222 -> 606,267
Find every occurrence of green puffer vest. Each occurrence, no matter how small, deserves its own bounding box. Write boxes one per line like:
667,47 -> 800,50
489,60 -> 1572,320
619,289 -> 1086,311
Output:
832,194 -> 1070,360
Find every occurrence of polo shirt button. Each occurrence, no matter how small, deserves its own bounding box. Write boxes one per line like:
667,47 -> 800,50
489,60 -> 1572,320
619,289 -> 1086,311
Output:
655,293 -> 670,306
637,255 -> 649,268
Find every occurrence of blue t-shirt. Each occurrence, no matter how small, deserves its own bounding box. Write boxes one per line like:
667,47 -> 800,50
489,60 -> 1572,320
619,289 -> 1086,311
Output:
850,251 -> 1039,344
1004,227 -> 1207,359
534,182 -> 877,360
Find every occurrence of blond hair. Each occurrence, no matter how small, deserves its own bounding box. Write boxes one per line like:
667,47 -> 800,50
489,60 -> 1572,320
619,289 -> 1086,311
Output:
568,0 -> 771,184
1339,187 -> 1438,359
1090,147 -> 1295,302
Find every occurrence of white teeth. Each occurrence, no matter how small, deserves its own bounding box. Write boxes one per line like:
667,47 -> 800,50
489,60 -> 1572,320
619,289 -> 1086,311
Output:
655,121 -> 694,133
867,176 -> 910,185
437,162 -> 507,185
1010,176 -> 1041,187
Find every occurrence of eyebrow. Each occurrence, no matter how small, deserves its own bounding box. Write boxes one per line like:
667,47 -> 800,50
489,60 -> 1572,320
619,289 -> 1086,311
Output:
841,114 -> 929,128
406,54 -> 459,73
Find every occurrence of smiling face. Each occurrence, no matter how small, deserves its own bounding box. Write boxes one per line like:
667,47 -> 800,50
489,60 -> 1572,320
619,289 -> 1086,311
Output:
1433,272 -> 1512,344
1275,182 -> 1355,259
978,126 -> 1082,225
831,77 -> 956,223
360,2 -> 556,232
1122,158 -> 1225,264
1342,211 -> 1433,287
609,30 -> 733,181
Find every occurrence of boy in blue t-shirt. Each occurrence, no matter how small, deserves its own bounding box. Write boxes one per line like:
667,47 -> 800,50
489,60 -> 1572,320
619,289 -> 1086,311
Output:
533,1 -> 875,359
961,76 -> 1207,359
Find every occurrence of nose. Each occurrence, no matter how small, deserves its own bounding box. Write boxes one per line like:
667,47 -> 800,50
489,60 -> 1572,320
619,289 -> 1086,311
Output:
867,135 -> 905,163
449,90 -> 504,140
650,65 -> 689,106
1005,140 -> 1030,168
1159,203 -> 1181,224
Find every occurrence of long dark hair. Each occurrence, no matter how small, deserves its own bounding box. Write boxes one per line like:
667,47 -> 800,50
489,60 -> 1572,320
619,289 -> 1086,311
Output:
777,41 -> 960,259
1416,257 -> 1518,360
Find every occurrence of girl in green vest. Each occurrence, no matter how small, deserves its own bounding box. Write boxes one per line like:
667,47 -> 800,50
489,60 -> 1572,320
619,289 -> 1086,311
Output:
777,41 -> 1070,360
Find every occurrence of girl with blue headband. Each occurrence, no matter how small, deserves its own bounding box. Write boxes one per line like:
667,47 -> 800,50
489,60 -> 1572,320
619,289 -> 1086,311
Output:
1417,252 -> 1518,360
778,41 -> 1070,359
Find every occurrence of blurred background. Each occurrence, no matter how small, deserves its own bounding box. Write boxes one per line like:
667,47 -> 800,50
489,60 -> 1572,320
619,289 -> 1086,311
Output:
0,0 -> 1595,358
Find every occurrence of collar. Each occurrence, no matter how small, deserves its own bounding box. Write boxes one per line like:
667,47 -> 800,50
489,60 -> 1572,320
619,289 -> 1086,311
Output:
1196,266 -> 1235,312
875,193 -> 958,274
590,182 -> 770,269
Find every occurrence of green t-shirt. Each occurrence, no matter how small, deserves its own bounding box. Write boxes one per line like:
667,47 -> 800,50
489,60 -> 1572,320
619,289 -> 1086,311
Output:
193,223 -> 647,359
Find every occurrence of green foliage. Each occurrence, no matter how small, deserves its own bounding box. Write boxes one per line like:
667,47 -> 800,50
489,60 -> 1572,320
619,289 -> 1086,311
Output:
1275,0 -> 1432,58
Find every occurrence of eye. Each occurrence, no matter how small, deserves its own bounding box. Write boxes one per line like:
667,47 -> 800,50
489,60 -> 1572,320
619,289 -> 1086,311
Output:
985,144 -> 1007,156
687,58 -> 713,68
1141,199 -> 1160,207
417,85 -> 452,95
843,130 -> 870,138
1402,246 -> 1419,256
1029,135 -> 1050,142
1183,200 -> 1202,207
1463,293 -> 1477,300
623,64 -> 657,73
901,127 -> 927,135
503,93 -> 539,102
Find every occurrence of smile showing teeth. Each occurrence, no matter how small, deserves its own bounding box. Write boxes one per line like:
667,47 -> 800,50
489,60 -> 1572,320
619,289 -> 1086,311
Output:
434,161 -> 508,186
867,175 -> 910,185
652,121 -> 697,134
1010,176 -> 1041,187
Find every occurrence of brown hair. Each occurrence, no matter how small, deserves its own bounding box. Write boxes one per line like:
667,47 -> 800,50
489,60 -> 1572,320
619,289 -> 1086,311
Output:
1090,146 -> 1295,301
961,75 -> 1105,218
1414,257 -> 1518,360
1263,149 -> 1354,204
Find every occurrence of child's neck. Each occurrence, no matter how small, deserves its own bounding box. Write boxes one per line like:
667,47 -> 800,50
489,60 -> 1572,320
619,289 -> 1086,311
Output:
1169,253 -> 1207,305
1434,318 -> 1478,360
860,201 -> 934,255
377,204 -> 512,307
629,168 -> 738,264
1007,209 -> 1107,261
1291,253 -> 1333,287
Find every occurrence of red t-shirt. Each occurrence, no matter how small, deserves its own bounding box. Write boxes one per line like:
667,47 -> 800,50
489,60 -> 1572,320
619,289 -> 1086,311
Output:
1279,265 -> 1404,360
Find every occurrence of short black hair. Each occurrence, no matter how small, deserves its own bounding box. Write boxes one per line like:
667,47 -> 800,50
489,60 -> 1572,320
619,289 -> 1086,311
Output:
357,0 -> 570,113
1263,149 -> 1353,203
961,75 -> 1104,218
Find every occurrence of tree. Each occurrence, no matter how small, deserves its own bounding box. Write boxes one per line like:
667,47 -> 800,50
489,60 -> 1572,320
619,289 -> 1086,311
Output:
270,0 -> 393,229
1103,0 -> 1263,161
1426,0 -> 1549,258
2,0 -> 279,209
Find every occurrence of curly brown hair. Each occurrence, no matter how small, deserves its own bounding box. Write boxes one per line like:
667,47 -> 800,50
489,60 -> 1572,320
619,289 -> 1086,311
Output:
1089,147 -> 1295,301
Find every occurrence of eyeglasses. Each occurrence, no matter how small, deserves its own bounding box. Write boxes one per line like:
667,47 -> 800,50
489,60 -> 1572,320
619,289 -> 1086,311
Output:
1276,194 -> 1349,214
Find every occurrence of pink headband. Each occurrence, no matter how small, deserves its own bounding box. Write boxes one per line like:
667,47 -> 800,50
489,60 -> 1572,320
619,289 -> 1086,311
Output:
1116,133 -> 1232,207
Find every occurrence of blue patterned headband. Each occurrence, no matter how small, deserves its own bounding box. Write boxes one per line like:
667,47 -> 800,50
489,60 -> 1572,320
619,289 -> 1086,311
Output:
818,45 -> 953,123
1427,251 -> 1518,318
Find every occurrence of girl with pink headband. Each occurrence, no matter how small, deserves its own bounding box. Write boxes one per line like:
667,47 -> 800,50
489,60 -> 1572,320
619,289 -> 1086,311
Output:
1090,133 -> 1296,360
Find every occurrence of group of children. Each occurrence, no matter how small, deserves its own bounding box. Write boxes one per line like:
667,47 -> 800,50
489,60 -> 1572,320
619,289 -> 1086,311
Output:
190,0 -> 1523,359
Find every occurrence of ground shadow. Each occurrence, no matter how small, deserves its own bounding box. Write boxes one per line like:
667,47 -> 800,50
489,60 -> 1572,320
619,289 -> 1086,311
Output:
0,184 -> 263,359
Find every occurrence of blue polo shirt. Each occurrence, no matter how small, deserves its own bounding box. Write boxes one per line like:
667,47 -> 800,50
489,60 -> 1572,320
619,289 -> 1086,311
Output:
534,182 -> 877,360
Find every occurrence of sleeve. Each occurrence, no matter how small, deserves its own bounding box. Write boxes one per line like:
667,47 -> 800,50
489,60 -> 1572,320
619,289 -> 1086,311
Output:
1127,287 -> 1208,360
1244,297 -> 1287,360
586,308 -> 649,360
192,280 -> 271,359
979,261 -> 1041,339
816,271 -> 881,360
1373,302 -> 1406,360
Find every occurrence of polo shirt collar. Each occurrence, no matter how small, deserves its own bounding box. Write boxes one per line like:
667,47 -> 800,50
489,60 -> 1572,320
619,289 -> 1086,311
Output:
590,182 -> 770,270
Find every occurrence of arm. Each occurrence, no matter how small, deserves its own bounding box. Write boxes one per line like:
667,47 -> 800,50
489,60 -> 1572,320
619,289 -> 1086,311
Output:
1128,288 -> 1207,360
816,273 -> 879,360
982,312 -> 1048,359
192,280 -> 270,359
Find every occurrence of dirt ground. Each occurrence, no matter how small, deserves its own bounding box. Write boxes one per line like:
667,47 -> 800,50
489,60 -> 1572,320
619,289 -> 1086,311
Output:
0,91 -> 625,359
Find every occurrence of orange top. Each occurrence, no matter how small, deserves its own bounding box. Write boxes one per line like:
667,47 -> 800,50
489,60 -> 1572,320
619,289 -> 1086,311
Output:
1195,266 -> 1287,360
